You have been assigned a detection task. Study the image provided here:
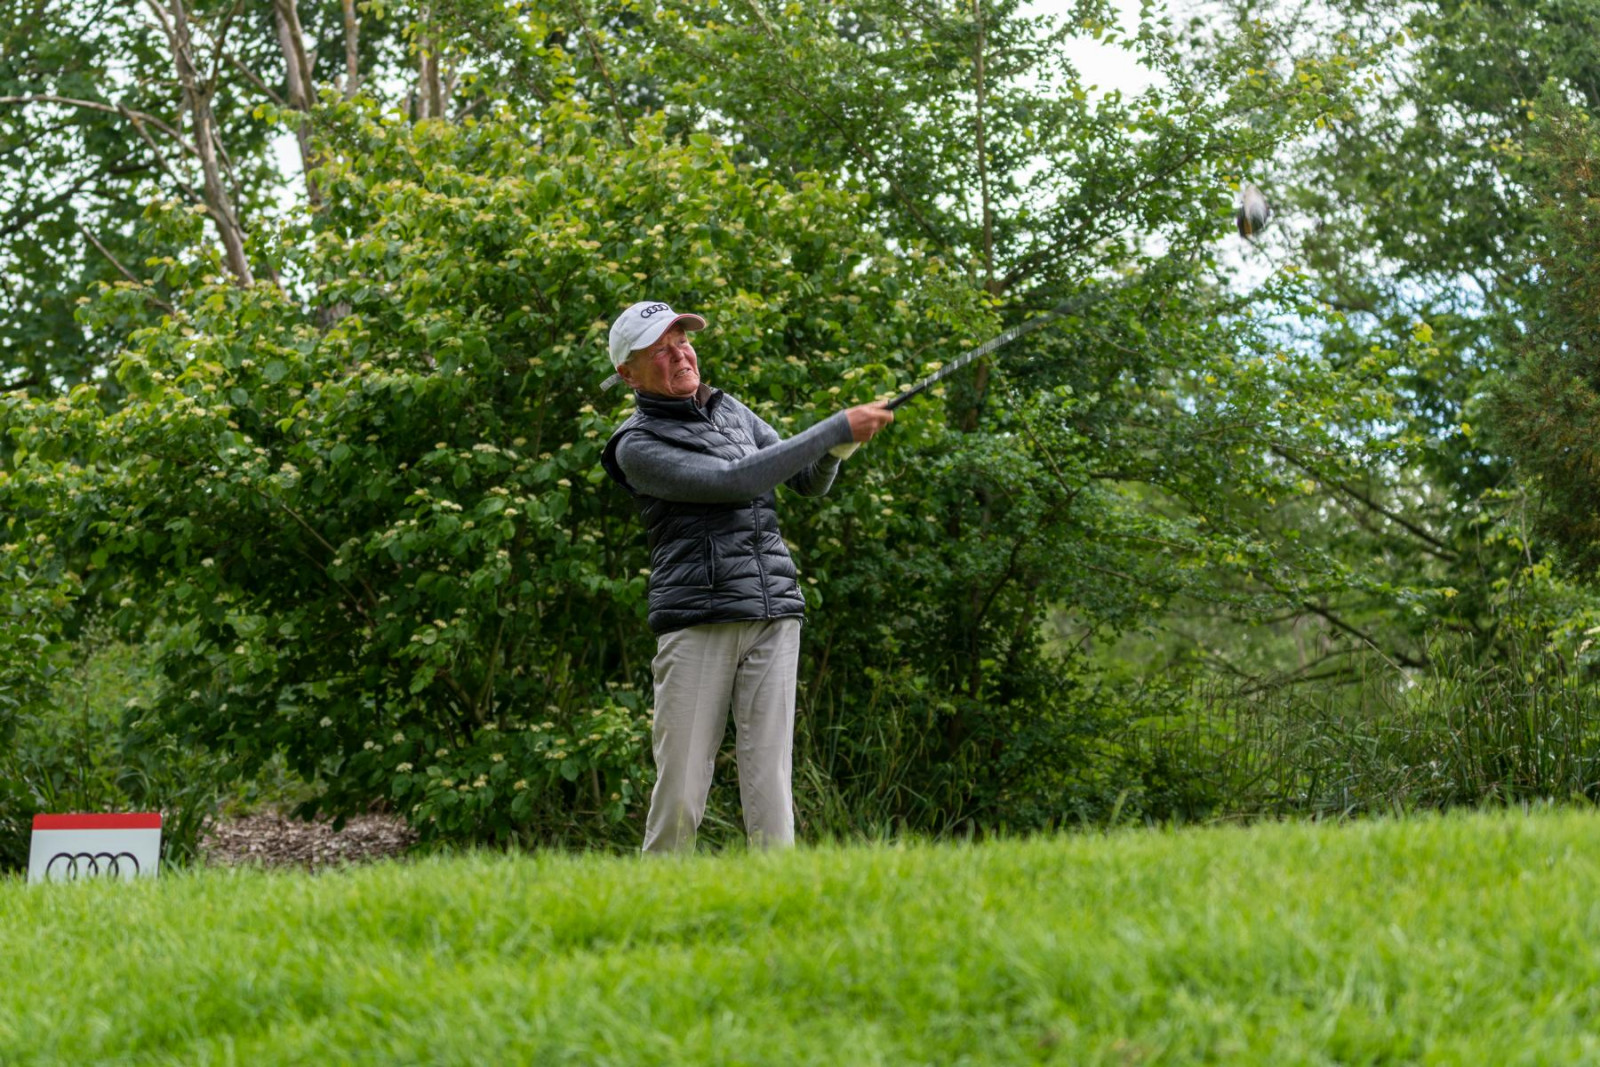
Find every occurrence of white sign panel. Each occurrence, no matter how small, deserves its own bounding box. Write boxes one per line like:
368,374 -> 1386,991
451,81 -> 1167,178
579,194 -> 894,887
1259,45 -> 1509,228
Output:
27,813 -> 163,884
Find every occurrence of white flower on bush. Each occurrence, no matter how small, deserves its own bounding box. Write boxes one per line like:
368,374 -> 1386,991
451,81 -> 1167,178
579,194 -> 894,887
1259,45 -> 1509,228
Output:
396,762 -> 414,773
320,717 -> 333,727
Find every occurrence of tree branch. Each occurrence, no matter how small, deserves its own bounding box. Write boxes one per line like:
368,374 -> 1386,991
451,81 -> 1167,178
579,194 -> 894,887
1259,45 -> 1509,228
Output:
568,0 -> 628,131
1271,444 -> 1458,560
78,225 -> 178,314
0,95 -> 197,155
1298,600 -> 1426,671
226,53 -> 286,108
115,103 -> 205,205
273,0 -> 324,207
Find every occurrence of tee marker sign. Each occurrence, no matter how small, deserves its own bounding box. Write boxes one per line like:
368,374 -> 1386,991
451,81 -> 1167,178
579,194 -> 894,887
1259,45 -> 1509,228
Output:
27,813 -> 163,884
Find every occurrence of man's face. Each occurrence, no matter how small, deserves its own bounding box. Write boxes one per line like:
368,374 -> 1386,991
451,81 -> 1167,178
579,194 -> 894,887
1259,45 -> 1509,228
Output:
620,324 -> 700,398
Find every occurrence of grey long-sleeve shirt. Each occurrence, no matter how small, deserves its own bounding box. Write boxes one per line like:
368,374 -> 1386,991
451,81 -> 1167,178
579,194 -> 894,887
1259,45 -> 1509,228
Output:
613,394 -> 855,504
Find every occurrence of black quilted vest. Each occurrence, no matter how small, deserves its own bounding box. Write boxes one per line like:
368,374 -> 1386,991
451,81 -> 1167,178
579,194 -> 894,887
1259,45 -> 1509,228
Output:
601,388 -> 806,634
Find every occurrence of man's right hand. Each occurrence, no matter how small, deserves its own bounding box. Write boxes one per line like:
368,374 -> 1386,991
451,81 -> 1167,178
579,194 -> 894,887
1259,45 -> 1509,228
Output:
845,401 -> 895,443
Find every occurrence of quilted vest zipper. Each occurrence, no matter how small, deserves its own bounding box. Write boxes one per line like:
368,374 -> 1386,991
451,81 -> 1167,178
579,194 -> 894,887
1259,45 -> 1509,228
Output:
752,499 -> 771,617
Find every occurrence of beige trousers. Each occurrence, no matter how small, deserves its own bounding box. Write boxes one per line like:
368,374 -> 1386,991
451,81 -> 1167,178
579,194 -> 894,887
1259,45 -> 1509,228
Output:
641,618 -> 801,854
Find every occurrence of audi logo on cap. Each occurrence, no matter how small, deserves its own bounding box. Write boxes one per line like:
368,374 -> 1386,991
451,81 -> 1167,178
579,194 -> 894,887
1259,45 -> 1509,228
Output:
43,851 -> 142,880
637,303 -> 672,318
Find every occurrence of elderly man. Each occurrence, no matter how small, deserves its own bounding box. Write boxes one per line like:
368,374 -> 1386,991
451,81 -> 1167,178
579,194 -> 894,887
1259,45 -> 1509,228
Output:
600,299 -> 893,853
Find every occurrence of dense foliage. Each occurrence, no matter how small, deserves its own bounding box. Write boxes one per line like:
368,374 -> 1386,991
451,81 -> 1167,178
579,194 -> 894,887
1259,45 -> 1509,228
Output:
1,95 -> 991,842
5,0 -> 1600,855
0,541 -> 78,863
1492,97 -> 1600,578
1178,0 -> 1600,682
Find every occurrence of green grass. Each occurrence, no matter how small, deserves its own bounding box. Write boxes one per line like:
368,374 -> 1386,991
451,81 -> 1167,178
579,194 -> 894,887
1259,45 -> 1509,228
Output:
5,810 -> 1600,1065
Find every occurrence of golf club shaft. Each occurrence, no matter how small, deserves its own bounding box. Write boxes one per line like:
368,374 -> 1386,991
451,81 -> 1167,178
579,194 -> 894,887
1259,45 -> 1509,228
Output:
884,308 -> 1064,411
602,278 -> 1134,403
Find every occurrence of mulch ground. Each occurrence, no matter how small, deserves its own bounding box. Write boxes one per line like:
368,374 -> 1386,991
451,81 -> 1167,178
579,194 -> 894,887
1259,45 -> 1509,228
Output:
201,812 -> 418,871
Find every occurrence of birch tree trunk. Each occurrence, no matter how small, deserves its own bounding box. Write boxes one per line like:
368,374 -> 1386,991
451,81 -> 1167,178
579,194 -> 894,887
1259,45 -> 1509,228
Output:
417,2 -> 443,120
144,0 -> 256,286
341,0 -> 361,100
273,0 -> 323,207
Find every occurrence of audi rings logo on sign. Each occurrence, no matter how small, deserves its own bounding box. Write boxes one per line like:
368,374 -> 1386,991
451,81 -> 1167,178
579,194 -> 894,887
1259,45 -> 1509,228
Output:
27,813 -> 163,884
43,851 -> 142,880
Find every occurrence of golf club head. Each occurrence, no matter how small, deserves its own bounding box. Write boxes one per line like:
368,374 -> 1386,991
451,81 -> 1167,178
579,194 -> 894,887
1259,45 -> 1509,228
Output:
1237,184 -> 1271,241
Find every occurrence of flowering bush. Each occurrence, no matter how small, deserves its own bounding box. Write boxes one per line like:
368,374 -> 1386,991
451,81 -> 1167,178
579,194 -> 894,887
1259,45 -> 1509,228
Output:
0,102 -> 962,844
0,542 -> 80,865
404,691 -> 652,840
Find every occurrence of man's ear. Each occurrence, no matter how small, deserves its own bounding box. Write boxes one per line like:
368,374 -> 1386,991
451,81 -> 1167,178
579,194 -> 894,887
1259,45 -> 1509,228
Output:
615,362 -> 637,388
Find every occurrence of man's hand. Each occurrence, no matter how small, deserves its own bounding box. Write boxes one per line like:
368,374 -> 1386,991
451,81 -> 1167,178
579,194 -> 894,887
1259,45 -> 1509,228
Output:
845,401 -> 894,443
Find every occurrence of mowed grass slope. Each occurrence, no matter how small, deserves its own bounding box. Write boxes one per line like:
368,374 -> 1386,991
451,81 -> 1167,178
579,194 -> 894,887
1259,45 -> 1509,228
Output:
4,811 -> 1600,1065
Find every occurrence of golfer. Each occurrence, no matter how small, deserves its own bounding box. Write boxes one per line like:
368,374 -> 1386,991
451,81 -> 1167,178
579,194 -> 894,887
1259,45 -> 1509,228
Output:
600,299 -> 893,853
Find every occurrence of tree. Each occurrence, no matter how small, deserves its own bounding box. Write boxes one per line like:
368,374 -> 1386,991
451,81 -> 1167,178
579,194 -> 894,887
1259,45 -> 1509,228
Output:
1170,0 -> 1600,682
2,0 -> 1429,838
1491,95 -> 1600,578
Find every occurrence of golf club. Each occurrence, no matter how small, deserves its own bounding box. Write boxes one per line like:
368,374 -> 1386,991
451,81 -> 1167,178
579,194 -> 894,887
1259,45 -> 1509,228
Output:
596,284 -> 1112,399
881,290 -> 1106,412
599,254 -> 1190,443
816,284 -> 1132,458
1236,183 -> 1271,241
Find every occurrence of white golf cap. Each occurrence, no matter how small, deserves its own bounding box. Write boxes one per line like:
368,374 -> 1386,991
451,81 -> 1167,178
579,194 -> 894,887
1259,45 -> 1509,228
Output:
607,301 -> 707,370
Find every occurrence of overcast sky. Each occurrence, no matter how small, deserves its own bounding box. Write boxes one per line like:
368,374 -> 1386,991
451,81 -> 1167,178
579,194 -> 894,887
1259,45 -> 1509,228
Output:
1033,0 -> 1164,98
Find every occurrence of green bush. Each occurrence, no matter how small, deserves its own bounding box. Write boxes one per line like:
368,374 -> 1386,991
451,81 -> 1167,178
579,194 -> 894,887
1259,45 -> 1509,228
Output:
0,632 -> 227,872
0,101 -> 973,846
0,102 -> 1420,847
0,543 -> 78,868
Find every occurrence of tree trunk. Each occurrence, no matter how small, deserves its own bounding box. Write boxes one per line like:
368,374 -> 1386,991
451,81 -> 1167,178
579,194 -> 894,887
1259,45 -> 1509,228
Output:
416,3 -> 443,120
341,0 -> 361,100
273,0 -> 323,208
149,0 -> 256,286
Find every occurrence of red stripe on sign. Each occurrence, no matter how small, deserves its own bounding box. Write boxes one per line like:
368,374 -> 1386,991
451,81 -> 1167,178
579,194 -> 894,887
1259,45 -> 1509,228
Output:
32,813 -> 163,830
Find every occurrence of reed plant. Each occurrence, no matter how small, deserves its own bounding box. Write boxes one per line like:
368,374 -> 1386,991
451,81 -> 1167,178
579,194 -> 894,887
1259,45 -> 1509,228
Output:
1134,632 -> 1600,821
